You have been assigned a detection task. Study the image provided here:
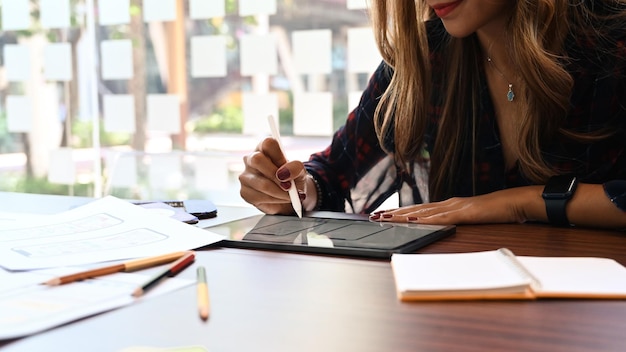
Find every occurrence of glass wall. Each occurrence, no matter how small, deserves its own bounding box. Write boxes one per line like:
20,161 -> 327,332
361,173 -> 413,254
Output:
0,0 -> 377,205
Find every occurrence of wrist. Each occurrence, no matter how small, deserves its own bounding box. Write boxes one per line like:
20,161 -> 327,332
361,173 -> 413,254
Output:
516,185 -> 547,223
303,174 -> 322,212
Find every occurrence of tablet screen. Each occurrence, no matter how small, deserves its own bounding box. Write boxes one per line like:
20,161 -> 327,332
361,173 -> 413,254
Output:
205,211 -> 455,258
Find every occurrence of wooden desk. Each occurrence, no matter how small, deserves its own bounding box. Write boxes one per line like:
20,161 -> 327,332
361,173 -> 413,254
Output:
1,193 -> 625,351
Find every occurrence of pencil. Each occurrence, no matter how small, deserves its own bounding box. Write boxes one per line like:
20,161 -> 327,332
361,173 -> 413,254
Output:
44,251 -> 188,286
267,115 -> 302,218
131,251 -> 195,297
197,266 -> 210,320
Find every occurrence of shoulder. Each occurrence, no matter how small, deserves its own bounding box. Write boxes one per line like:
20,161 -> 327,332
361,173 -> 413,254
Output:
565,9 -> 626,76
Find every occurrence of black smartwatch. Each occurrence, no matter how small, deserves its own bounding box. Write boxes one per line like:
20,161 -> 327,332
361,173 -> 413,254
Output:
542,175 -> 578,227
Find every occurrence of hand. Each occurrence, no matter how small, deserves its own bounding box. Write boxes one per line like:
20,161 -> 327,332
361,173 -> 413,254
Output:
239,137 -> 309,215
370,188 -> 534,225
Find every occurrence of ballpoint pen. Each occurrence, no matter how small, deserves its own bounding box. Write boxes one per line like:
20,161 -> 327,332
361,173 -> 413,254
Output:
131,251 -> 195,297
267,115 -> 303,218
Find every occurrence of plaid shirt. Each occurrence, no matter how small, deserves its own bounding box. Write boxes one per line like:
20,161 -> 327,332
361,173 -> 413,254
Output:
305,19 -> 626,214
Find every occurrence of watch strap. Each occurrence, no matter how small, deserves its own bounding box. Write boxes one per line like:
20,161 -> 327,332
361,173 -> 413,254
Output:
544,197 -> 570,227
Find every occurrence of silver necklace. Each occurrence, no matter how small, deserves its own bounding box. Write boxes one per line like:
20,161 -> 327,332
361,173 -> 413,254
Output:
487,56 -> 515,102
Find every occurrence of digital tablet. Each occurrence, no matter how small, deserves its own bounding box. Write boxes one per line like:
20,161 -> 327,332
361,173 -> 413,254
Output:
206,211 -> 455,259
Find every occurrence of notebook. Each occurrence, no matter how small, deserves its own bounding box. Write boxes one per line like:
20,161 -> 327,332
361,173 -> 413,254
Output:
391,248 -> 626,301
211,211 -> 455,259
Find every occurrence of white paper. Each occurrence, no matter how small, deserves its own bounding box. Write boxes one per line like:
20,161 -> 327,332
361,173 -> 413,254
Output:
1,0 -> 31,31
103,94 -> 136,133
40,0 -> 71,29
189,0 -> 224,19
293,92 -> 333,136
98,0 -> 131,25
0,212 -> 49,227
101,40 -> 134,80
391,251 -> 530,293
347,0 -> 368,9
143,0 -> 177,22
191,35 -> 227,78
6,95 -> 33,133
239,0 -> 276,16
0,197 -> 223,270
347,27 -> 381,74
240,34 -> 277,76
146,94 -> 181,133
148,154 -> 182,189
517,256 -> 626,295
48,148 -> 76,185
242,92 -> 278,136
4,44 -> 31,81
0,269 -> 193,340
292,30 -> 332,75
44,43 -> 73,81
107,153 -> 138,188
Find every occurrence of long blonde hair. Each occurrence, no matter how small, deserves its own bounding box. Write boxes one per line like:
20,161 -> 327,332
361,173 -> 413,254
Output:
371,0 -> 625,200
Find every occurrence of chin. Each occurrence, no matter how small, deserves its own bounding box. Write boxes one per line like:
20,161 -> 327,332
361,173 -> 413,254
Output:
440,22 -> 476,38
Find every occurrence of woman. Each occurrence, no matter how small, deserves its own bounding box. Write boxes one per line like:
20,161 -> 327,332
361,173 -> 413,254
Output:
239,0 -> 626,229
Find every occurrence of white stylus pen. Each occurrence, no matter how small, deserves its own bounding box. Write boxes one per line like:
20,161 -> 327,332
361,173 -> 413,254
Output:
267,115 -> 303,218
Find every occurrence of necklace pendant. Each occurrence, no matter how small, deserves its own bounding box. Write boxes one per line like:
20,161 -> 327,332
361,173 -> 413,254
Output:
506,84 -> 515,102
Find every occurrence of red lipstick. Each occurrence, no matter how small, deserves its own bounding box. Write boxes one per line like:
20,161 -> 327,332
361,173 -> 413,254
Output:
431,0 -> 462,18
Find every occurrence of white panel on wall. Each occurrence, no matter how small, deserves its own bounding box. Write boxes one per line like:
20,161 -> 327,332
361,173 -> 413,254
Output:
347,27 -> 381,74
103,95 -> 136,133
101,40 -> 134,80
48,148 -> 76,185
349,91 -> 364,113
43,43 -> 73,81
40,0 -> 71,29
194,156 -> 229,191
242,92 -> 278,136
292,30 -> 332,75
347,0 -> 368,9
6,95 -> 33,133
240,34 -> 277,76
4,45 -> 31,82
189,0 -> 225,19
148,154 -> 182,189
293,92 -> 333,136
191,36 -> 227,78
146,94 -> 181,133
98,0 -> 130,25
143,0 -> 177,22
108,153 -> 138,188
239,0 -> 277,16
1,0 -> 31,31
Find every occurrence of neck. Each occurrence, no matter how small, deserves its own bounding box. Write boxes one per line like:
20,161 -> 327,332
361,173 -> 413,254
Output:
476,17 -> 511,72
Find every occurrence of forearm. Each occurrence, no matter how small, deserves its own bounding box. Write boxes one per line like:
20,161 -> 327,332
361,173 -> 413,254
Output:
521,183 -> 626,229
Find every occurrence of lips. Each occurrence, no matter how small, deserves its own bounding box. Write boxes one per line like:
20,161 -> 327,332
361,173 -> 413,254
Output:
431,0 -> 462,18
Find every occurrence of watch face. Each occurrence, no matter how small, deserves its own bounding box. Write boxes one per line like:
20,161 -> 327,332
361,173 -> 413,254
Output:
543,175 -> 578,198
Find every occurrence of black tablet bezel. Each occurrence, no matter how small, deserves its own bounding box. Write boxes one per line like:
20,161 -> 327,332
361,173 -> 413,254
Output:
206,211 -> 455,259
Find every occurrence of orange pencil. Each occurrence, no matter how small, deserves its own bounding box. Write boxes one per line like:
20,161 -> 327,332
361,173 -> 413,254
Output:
197,266 -> 210,320
43,251 -> 188,286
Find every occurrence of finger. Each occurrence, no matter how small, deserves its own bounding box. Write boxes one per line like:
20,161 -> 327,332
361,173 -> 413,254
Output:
244,150 -> 281,184
259,137 -> 287,167
239,172 -> 290,204
276,161 -> 307,194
